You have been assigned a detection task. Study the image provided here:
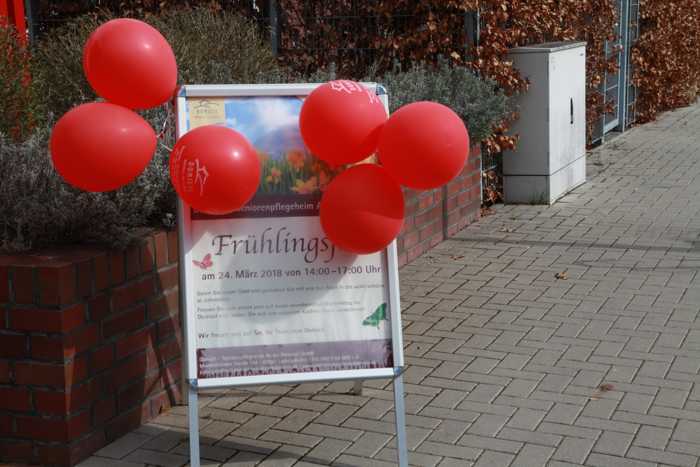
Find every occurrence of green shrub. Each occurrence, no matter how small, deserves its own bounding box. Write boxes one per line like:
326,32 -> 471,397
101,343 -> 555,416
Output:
149,8 -> 286,86
0,24 -> 35,141
30,8 -> 287,125
0,8 -> 286,253
0,125 -> 173,252
368,61 -> 510,144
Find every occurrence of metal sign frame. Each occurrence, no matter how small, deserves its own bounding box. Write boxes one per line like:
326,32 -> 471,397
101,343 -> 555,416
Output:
175,83 -> 408,467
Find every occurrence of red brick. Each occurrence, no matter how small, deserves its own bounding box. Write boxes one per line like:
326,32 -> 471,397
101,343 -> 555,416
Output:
77,259 -> 93,298
125,245 -> 141,280
163,380 -> 183,405
160,360 -> 182,389
156,316 -> 181,342
0,266 -> 8,303
66,324 -> 100,357
103,305 -> 146,338
460,200 -> 480,216
12,266 -> 35,304
403,213 -> 416,230
88,293 -> 111,321
10,304 -> 84,333
167,230 -> 179,264
34,380 -> 97,415
147,289 -> 179,320
446,196 -> 458,212
38,265 -> 76,306
470,172 -> 480,186
448,206 -> 465,222
38,430 -> 105,467
156,337 -> 182,364
469,184 -> 481,198
31,335 -> 68,361
105,405 -> 145,442
94,395 -> 115,425
38,443 -> 71,466
35,324 -> 100,362
402,231 -> 420,250
154,232 -> 168,268
94,253 -> 109,291
457,191 -> 473,206
111,277 -> 155,311
33,390 -> 71,415
145,344 -> 161,373
15,358 -> 87,388
115,325 -> 155,360
429,232 -> 443,247
419,220 -> 442,242
0,440 -> 34,463
16,410 -> 91,442
117,371 -> 162,412
90,344 -> 115,375
0,333 -> 27,358
0,413 -> 12,435
418,190 -> 440,210
15,360 -> 67,386
69,355 -> 90,388
447,179 -> 462,196
0,359 -> 9,383
0,387 -> 32,411
150,388 -> 175,418
106,352 -> 148,391
109,251 -> 126,286
156,264 -> 179,292
414,206 -> 442,227
404,198 -> 419,216
141,237 -> 156,273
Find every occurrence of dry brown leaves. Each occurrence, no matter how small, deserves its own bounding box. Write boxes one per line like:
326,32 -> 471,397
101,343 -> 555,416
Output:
277,0 -> 618,146
633,0 -> 700,123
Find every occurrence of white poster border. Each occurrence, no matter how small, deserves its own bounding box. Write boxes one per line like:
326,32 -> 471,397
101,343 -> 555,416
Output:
176,83 -> 404,390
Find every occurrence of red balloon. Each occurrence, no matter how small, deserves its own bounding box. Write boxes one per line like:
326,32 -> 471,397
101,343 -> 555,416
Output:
320,164 -> 404,254
50,103 -> 156,192
378,101 -> 470,190
83,18 -> 177,109
300,80 -> 387,166
170,125 -> 260,215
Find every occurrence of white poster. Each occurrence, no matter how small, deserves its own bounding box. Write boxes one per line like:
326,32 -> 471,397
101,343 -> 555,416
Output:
180,90 -> 397,380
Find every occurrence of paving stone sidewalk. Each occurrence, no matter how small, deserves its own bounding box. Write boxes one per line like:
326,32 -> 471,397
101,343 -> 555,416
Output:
80,102 -> 700,467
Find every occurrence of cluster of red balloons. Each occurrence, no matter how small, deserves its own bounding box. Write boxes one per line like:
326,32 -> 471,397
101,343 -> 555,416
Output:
48,19 -> 468,253
301,80 -> 470,255
51,19 -> 177,192
49,19 -> 259,215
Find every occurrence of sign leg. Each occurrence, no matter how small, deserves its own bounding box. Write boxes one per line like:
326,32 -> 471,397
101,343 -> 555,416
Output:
188,383 -> 200,467
352,380 -> 363,395
393,374 -> 409,467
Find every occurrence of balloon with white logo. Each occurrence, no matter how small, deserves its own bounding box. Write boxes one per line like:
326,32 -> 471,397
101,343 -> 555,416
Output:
170,125 -> 261,215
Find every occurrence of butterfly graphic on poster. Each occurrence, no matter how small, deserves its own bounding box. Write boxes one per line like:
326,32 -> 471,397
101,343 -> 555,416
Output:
192,253 -> 213,270
362,303 -> 388,328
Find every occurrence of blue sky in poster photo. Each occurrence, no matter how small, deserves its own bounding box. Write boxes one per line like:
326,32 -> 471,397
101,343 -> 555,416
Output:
224,97 -> 309,160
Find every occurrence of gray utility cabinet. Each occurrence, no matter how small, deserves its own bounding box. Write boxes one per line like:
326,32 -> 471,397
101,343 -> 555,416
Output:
503,41 -> 587,204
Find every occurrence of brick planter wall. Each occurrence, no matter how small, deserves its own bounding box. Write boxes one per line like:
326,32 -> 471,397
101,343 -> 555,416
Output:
396,144 -> 482,266
0,231 -> 182,466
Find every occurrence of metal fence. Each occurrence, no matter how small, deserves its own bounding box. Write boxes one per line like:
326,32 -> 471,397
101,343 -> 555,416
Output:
590,0 -> 640,144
